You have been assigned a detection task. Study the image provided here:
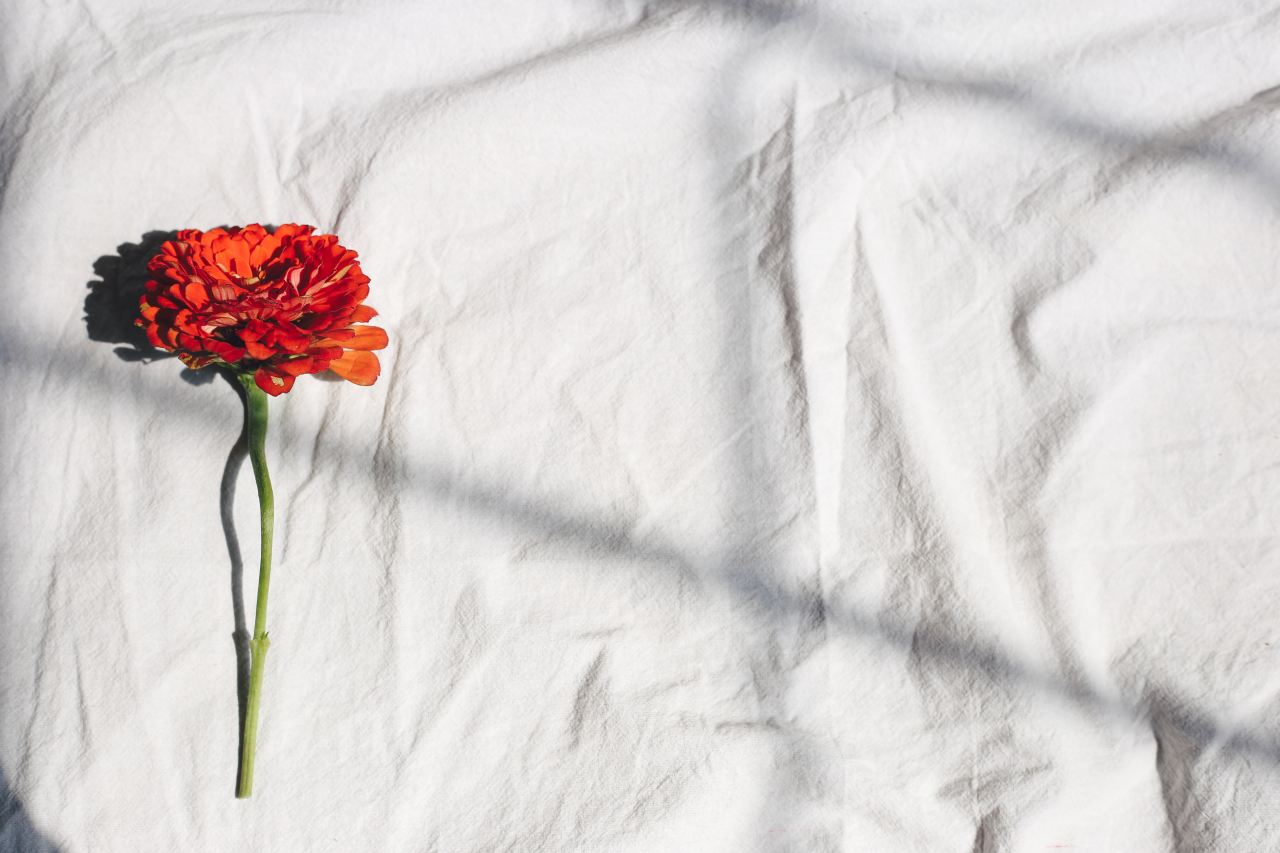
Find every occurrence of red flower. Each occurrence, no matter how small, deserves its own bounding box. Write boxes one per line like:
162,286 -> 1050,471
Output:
136,224 -> 387,396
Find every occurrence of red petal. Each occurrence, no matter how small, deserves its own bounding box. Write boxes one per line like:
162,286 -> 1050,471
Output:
245,339 -> 275,360
183,282 -> 209,307
254,367 -> 295,396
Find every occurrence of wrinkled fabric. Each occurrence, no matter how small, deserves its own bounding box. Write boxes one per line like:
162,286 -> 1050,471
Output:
3,2 -> 1280,851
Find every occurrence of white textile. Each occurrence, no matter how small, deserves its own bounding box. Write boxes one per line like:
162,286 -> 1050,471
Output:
3,1 -> 1280,850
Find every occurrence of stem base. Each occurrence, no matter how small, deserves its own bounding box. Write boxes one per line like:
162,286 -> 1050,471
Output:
236,633 -> 271,799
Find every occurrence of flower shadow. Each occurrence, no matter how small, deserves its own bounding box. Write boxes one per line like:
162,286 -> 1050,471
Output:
83,230 -> 253,794
83,229 -> 214,386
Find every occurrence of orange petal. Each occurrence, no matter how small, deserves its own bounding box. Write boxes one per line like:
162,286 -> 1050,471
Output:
328,350 -> 380,386
350,305 -> 378,322
344,325 -> 388,350
276,356 -> 317,377
249,232 -> 283,267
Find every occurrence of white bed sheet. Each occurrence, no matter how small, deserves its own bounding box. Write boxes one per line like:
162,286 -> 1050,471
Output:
3,1 -> 1280,850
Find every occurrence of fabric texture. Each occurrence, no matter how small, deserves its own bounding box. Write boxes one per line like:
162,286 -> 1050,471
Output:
3,1 -> 1280,850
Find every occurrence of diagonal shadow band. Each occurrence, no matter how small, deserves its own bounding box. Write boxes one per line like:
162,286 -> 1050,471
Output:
2,285 -> 1262,775
630,2 -> 1280,842
641,0 -> 1280,209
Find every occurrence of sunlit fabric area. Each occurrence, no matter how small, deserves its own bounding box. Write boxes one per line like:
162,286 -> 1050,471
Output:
3,1 -> 1280,850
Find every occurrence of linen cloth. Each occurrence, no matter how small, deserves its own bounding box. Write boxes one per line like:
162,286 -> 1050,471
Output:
3,1 -> 1280,850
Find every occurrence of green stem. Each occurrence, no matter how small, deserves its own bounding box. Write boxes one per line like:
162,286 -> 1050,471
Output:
236,374 -> 274,799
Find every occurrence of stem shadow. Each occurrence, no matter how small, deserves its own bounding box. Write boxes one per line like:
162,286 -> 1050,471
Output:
218,370 -> 252,796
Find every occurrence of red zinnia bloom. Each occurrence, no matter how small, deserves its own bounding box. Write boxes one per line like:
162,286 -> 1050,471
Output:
136,223 -> 387,396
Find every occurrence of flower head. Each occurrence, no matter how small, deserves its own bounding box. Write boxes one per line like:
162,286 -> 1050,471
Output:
137,223 -> 387,396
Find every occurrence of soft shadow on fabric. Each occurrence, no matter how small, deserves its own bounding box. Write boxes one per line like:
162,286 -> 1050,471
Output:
0,765 -> 61,852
